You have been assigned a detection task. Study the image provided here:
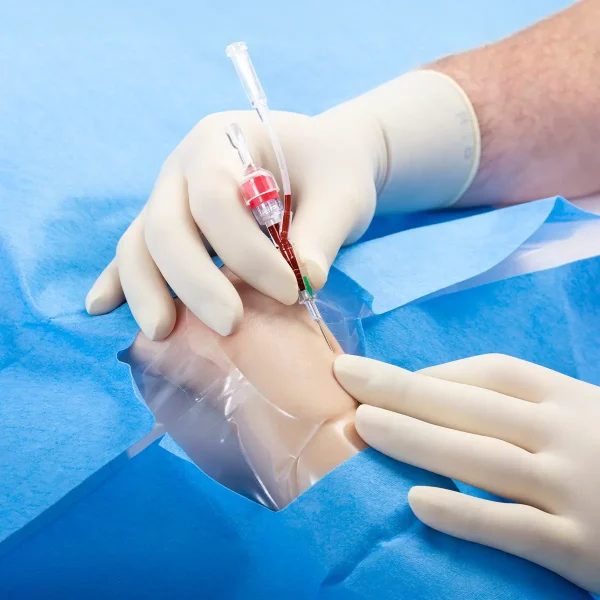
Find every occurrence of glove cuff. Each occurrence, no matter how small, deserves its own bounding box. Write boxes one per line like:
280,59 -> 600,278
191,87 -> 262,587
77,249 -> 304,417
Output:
325,70 -> 481,213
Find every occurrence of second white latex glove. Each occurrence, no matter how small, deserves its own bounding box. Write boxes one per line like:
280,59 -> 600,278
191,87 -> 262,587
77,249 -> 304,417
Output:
335,353 -> 600,594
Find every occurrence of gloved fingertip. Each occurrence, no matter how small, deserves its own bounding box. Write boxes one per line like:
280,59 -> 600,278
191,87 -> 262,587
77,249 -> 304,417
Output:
407,486 -> 431,508
86,264 -> 125,315
303,254 -> 328,291
354,404 -> 383,443
252,262 -> 299,306
334,354 -> 369,389
142,310 -> 177,342
85,289 -> 102,315
207,298 -> 244,336
85,287 -> 116,315
276,278 -> 303,306
407,487 -> 444,525
212,312 -> 241,336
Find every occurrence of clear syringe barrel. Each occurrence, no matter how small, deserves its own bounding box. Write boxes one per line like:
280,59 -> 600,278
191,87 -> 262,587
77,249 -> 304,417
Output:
225,42 -> 267,110
226,41 -> 292,206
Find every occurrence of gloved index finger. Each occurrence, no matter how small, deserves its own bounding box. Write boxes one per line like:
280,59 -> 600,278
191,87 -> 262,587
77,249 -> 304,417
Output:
334,355 -> 541,452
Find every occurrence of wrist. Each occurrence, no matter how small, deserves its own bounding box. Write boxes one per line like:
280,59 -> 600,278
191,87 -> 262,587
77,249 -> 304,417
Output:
429,47 -> 512,206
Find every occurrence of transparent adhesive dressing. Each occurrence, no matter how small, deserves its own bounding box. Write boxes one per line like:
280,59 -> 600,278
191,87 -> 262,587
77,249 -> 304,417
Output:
120,293 -> 370,511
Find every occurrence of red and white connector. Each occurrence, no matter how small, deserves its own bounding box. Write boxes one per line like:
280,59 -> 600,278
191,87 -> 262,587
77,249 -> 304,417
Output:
227,123 -> 283,230
226,122 -> 285,249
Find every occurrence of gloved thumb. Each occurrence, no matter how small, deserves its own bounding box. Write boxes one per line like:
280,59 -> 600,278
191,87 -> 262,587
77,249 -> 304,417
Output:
290,179 -> 376,290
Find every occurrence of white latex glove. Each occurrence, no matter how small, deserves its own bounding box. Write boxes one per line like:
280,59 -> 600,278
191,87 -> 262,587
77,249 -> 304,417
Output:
334,353 -> 600,594
86,71 -> 479,340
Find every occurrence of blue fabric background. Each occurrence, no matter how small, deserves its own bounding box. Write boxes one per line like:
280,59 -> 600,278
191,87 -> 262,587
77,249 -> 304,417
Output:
2,257 -> 597,598
1,0 -> 593,598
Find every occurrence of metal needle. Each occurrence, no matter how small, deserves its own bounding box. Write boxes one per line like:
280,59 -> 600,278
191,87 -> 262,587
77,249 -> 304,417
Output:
316,318 -> 334,352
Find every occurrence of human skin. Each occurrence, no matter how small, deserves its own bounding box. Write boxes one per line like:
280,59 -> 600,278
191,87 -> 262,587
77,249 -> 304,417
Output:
431,0 -> 600,206
128,268 -> 366,504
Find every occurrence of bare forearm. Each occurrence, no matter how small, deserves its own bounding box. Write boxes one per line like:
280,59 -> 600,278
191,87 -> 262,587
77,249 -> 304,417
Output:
432,0 -> 600,206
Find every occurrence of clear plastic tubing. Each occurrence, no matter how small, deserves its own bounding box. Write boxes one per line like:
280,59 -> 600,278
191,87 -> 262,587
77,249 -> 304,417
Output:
225,42 -> 292,227
225,43 -> 331,350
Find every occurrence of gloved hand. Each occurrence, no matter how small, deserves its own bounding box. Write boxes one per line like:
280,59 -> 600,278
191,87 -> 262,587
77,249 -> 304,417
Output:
86,71 -> 480,340
334,353 -> 600,594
